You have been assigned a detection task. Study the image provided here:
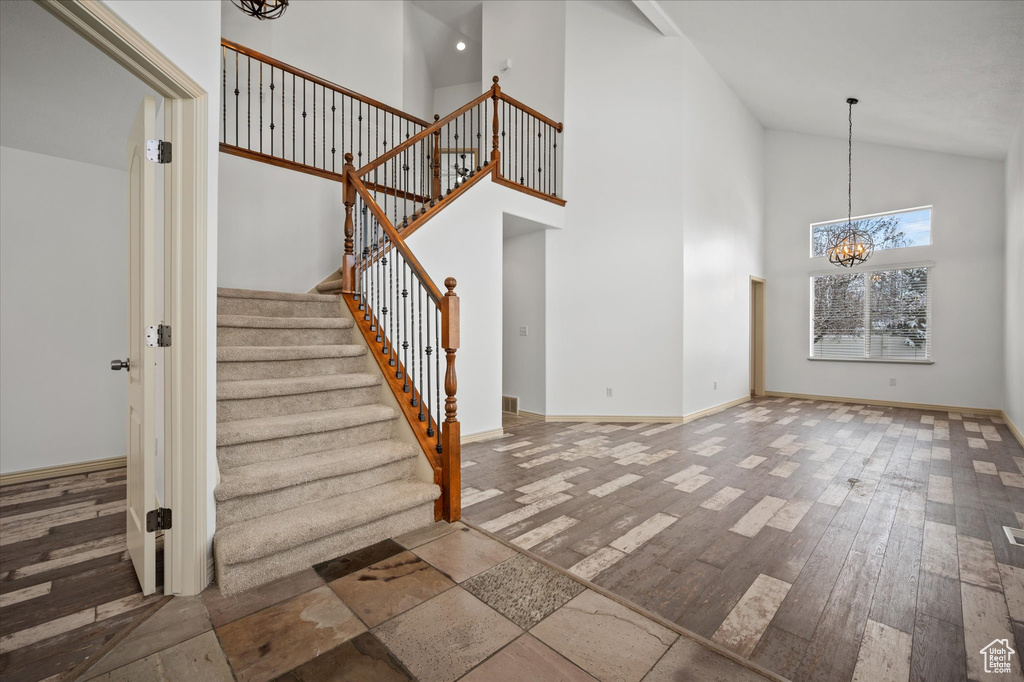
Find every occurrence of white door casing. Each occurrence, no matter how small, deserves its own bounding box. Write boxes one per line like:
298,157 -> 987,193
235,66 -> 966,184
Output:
126,94 -> 157,595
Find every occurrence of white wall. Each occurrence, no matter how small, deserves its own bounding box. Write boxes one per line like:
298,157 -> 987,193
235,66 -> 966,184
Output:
402,1 -> 434,121
502,228 -> 546,414
765,130 -> 1006,409
540,0 -> 764,419
405,181 -> 565,438
434,82 -> 480,118
218,153 -> 344,293
1006,110 -> 1024,432
0,147 -> 126,473
103,0 -> 221,558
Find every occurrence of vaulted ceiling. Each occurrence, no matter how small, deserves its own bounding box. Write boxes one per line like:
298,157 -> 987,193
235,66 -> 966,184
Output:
657,0 -> 1024,159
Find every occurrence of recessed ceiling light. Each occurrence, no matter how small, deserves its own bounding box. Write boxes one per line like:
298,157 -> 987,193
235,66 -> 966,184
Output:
456,41 -> 466,51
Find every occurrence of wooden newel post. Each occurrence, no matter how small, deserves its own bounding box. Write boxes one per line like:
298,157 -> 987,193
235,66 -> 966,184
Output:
490,75 -> 501,166
431,114 -> 442,201
440,277 -> 461,521
341,152 -> 356,293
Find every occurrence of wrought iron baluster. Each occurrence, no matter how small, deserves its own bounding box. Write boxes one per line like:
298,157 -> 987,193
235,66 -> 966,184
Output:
401,262 -> 409,388
425,309 -> 434,436
322,86 -> 326,169
402,120 -> 409,227
416,286 -> 423,416
259,63 -> 263,153
312,83 -> 316,167
357,101 -> 362,166
331,93 -> 336,171
233,51 -> 239,145
281,69 -> 285,154
269,67 -> 275,156
247,57 -> 251,149
301,80 -> 306,164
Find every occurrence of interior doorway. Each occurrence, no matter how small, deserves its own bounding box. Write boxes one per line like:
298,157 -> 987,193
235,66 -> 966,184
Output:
750,276 -> 766,397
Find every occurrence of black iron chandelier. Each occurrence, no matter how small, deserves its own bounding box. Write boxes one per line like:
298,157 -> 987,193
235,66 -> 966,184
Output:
826,98 -> 873,268
232,0 -> 288,21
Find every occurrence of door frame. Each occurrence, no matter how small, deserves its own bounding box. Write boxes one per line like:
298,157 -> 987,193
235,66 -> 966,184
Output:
38,0 -> 209,596
750,276 -> 766,398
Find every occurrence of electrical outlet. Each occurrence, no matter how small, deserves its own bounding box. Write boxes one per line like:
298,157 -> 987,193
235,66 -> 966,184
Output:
606,387 -> 613,398
889,378 -> 897,386
519,326 -> 528,337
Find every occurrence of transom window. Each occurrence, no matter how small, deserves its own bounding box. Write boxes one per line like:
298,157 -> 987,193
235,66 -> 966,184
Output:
810,206 -> 931,258
811,267 -> 931,361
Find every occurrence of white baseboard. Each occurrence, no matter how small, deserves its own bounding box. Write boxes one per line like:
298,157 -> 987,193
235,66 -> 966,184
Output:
764,391 -> 1003,416
518,395 -> 752,425
461,428 -> 505,444
1004,411 -> 1024,448
0,456 -> 127,486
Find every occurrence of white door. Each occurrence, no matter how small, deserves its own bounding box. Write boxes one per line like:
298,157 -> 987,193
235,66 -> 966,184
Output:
124,95 -> 157,595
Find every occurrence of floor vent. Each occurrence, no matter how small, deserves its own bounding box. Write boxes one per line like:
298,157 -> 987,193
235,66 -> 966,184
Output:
502,395 -> 520,415
1004,526 -> 1024,547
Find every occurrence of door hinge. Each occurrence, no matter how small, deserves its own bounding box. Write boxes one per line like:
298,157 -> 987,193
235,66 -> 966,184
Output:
145,324 -> 171,348
146,507 -> 172,532
146,139 -> 171,164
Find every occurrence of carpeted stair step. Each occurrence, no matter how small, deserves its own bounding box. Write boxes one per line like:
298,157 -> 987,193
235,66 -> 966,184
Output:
217,344 -> 367,381
315,279 -> 345,294
218,315 -> 353,347
213,478 -> 439,594
214,439 -> 419,527
218,287 -> 342,318
216,373 -> 383,422
217,404 -> 398,470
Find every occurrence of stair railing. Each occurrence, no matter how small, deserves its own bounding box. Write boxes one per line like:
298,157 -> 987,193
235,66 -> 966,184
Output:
219,40 -> 566,522
220,39 -> 430,181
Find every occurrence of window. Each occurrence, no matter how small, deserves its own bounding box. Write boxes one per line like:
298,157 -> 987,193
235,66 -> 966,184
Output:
811,267 -> 931,361
811,206 -> 931,258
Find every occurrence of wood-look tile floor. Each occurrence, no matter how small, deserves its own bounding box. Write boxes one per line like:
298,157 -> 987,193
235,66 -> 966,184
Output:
0,468 -> 163,682
72,524 -> 770,681
462,398 -> 1024,682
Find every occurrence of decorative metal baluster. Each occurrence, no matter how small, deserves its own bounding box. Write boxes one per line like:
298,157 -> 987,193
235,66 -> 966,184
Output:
446,120 -> 452,195
234,52 -> 239,145
322,86 -> 326,169
349,96 -> 353,162
537,118 -> 542,191
221,48 -> 226,143
416,287 -> 424,416
281,69 -> 285,154
247,57 -> 251,149
269,67 -> 275,156
357,101 -> 362,167
401,263 -> 409,389
331,93 -> 336,171
372,218 -> 380,337
402,121 -> 409,227
291,75 -> 296,161
435,307 -> 442,454
425,309 -> 434,436
382,242 -> 390,357
259,63 -> 263,153
554,130 -> 558,197
301,80 -> 306,164
312,83 -> 316,167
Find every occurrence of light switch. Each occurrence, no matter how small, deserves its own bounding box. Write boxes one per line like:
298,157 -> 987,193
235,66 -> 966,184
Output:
520,326 -> 528,336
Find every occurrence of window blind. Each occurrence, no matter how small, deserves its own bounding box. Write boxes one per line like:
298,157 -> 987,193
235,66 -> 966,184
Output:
811,267 -> 930,360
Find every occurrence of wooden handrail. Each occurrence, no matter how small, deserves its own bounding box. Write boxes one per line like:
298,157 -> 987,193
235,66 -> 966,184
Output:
356,90 -> 494,178
498,91 -> 564,132
346,164 -> 444,304
221,39 -> 430,128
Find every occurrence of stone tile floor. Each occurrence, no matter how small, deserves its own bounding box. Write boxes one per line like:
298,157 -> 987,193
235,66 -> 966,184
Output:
77,523 -> 772,681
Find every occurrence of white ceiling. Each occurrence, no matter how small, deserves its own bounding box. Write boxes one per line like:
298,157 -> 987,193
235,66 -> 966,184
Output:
659,0 -> 1024,160
0,0 -> 156,171
410,0 -> 482,89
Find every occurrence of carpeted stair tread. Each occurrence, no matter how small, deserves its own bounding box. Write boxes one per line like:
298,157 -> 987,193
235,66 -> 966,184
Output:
217,373 -> 381,400
217,404 -> 397,447
215,478 -> 439,565
218,287 -> 340,302
217,344 -> 365,362
316,280 -> 345,294
214,439 -> 419,502
218,314 -> 353,329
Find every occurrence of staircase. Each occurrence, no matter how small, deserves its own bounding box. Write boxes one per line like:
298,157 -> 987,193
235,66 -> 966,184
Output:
214,287 -> 438,594
215,39 -> 564,594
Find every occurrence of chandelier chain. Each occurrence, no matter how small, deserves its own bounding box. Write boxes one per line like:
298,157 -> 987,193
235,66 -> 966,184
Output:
848,99 -> 853,226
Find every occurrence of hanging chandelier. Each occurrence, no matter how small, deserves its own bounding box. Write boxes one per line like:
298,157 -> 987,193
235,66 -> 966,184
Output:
232,0 -> 288,21
826,98 -> 873,268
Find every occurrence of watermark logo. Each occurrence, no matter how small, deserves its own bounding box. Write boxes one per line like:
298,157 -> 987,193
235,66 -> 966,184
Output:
980,638 -> 1016,674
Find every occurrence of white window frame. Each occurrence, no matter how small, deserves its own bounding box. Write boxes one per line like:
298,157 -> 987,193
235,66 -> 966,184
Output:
809,205 -> 933,259
808,260 -> 935,365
